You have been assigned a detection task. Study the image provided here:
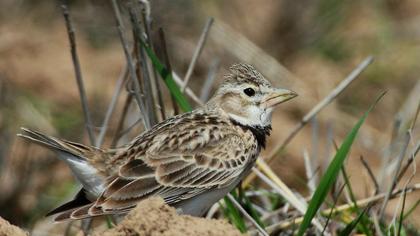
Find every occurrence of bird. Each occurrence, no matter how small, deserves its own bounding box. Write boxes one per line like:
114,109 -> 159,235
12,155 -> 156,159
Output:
18,63 -> 297,222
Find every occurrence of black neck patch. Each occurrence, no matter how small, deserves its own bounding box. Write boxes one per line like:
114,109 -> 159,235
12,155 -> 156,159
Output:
230,119 -> 272,148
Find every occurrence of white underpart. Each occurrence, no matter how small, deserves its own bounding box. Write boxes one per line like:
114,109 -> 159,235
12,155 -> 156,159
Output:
228,105 -> 273,127
64,155 -> 105,196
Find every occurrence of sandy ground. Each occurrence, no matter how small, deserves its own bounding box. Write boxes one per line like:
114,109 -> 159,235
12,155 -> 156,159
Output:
93,197 -> 244,236
0,197 -> 244,236
0,217 -> 28,236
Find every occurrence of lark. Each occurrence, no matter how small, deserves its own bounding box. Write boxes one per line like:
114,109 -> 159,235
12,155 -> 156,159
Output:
18,63 -> 297,221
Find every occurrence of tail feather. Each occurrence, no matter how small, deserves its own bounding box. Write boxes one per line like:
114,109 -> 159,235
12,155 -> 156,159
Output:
46,189 -> 91,217
17,128 -> 75,156
18,127 -> 107,197
18,127 -> 96,160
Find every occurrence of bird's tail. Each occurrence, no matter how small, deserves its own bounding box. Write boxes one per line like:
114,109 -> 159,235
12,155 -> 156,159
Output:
17,128 -> 107,197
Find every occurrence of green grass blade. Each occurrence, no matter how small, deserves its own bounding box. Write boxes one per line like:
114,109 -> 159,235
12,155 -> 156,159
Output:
296,92 -> 385,236
106,216 -> 114,229
138,38 -> 192,112
239,187 -> 266,229
340,167 -> 372,235
267,191 -> 285,210
223,194 -> 248,233
338,206 -> 370,236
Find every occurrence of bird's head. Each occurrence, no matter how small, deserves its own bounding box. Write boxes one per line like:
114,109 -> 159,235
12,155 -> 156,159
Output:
208,63 -> 297,128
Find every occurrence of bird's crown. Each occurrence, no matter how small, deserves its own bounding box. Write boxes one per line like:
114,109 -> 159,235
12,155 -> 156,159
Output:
221,63 -> 272,88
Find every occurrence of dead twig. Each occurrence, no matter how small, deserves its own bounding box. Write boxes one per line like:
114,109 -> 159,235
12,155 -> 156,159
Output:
360,155 -> 380,194
60,2 -> 95,145
200,59 -> 220,102
396,142 -> 420,183
111,0 -> 150,129
111,94 -> 133,147
182,17 -> 214,92
128,5 -> 158,125
157,28 -> 179,115
96,65 -> 128,147
139,0 -> 166,121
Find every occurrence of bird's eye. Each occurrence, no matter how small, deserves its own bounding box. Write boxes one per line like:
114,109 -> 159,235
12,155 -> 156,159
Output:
243,88 -> 256,97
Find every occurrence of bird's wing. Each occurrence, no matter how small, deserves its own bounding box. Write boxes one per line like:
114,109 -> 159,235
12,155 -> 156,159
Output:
66,116 -> 255,219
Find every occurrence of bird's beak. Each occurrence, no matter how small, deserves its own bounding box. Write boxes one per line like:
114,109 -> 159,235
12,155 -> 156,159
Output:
261,88 -> 298,108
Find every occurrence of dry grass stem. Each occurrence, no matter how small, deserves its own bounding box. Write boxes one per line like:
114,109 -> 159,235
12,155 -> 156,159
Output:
60,2 -> 96,144
360,155 -> 380,193
157,28 -> 180,115
111,0 -> 150,129
251,165 -> 325,232
200,59 -> 220,102
379,102 -> 419,218
96,65 -> 128,147
128,5 -> 158,125
397,142 -> 420,183
226,193 -> 269,236
111,94 -> 133,147
303,149 -> 317,195
182,17 -> 214,92
134,0 -> 166,121
172,72 -> 204,105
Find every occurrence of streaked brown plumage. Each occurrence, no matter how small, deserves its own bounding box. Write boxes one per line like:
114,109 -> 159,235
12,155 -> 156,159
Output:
18,63 -> 297,221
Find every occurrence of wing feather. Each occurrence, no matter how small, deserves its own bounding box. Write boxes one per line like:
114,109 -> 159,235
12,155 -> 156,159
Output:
119,159 -> 154,178
88,113 -> 254,216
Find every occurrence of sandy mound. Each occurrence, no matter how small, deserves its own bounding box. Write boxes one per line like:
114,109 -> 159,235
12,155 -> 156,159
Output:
0,217 -> 27,236
94,197 -> 245,236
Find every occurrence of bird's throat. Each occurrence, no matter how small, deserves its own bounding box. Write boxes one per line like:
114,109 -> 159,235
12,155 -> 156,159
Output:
229,119 -> 272,148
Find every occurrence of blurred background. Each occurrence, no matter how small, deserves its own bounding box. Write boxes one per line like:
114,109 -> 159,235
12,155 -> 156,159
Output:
0,0 -> 419,233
